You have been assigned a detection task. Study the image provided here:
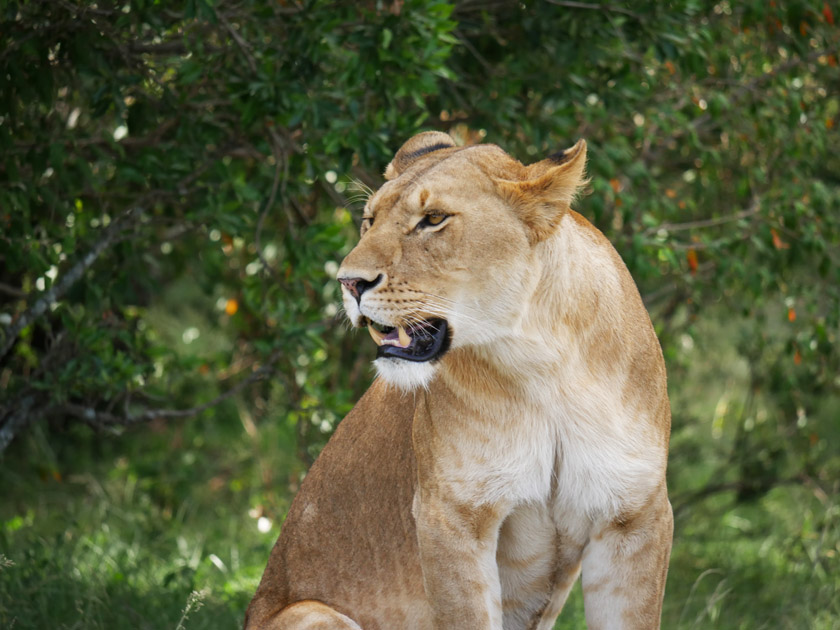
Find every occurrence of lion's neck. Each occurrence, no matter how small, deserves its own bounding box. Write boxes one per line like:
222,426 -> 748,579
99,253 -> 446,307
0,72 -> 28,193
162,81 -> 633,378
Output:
439,211 -> 629,410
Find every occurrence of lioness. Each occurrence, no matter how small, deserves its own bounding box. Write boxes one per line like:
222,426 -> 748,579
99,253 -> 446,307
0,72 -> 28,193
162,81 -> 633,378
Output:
245,132 -> 673,630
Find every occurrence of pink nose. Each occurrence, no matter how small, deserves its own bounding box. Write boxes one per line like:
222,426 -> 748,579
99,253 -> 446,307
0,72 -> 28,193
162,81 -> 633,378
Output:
339,275 -> 383,303
339,277 -> 361,299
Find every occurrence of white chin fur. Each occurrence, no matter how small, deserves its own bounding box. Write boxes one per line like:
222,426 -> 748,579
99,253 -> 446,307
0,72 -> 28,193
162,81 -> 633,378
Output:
374,357 -> 437,391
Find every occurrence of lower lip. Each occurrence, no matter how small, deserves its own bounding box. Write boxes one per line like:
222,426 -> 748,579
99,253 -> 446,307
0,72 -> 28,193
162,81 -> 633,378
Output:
376,319 -> 450,363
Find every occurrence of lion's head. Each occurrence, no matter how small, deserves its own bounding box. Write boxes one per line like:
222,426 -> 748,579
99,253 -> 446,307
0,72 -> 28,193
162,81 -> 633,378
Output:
338,131 -> 587,390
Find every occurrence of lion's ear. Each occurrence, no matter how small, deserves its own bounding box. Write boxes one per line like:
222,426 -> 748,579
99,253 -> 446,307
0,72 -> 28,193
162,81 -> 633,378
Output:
384,131 -> 456,180
495,139 -> 588,244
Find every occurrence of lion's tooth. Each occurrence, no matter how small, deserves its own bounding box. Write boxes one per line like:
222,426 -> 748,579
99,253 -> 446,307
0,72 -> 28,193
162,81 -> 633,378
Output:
368,325 -> 385,346
398,326 -> 411,348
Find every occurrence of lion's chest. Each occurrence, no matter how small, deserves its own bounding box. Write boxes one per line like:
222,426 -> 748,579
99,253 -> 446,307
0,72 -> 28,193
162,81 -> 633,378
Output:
436,399 -> 657,526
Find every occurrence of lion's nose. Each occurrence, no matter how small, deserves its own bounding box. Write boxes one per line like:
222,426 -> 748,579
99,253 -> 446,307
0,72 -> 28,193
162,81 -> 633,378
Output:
339,274 -> 383,303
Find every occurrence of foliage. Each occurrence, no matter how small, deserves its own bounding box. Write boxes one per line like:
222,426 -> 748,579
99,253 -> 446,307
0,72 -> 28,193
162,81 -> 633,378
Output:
1,0 -> 838,628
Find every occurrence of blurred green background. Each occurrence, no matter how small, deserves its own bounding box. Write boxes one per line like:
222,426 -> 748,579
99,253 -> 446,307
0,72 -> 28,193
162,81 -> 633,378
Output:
1,1 -> 838,628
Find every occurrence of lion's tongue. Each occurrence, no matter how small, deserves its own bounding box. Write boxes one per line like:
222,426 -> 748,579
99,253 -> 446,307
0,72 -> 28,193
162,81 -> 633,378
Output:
368,325 -> 411,348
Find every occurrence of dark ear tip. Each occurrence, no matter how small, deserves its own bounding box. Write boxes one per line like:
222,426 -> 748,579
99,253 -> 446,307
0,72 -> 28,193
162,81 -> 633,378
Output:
547,139 -> 586,165
547,148 -> 569,163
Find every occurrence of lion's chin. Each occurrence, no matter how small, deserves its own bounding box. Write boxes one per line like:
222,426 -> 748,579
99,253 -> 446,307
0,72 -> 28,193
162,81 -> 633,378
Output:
373,357 -> 438,392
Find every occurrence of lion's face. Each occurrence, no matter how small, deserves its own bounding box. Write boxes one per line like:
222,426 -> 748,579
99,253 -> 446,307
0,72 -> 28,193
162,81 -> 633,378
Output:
338,132 -> 587,390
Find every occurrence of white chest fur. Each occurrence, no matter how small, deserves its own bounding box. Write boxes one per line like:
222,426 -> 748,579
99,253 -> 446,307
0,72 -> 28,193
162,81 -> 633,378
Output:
425,366 -> 661,535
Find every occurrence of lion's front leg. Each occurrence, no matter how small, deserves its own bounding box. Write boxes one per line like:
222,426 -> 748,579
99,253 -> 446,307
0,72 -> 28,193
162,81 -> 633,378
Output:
581,487 -> 673,630
414,490 -> 508,630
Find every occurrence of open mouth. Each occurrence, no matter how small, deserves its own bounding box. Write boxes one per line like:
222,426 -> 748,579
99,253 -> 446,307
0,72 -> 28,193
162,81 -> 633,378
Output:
366,319 -> 450,362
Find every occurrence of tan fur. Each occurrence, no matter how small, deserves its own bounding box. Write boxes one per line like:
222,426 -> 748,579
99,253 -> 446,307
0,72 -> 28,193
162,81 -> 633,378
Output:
246,133 -> 673,629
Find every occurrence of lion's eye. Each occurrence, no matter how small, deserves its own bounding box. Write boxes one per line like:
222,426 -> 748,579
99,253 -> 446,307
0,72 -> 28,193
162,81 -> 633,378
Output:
361,216 -> 374,234
417,213 -> 449,230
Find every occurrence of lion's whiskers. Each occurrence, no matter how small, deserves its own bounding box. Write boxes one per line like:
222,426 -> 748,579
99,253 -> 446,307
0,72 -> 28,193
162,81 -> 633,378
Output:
416,291 -> 484,320
344,178 -> 375,209
415,298 -> 481,327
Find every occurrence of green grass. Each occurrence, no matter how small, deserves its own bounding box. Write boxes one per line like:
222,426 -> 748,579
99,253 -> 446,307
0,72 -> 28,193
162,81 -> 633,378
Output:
0,407 -> 302,630
0,472 -> 258,629
663,487 -> 840,629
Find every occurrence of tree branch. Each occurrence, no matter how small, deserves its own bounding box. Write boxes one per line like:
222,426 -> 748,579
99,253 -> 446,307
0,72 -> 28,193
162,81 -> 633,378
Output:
0,396 -> 36,454
56,348 -> 284,429
255,129 -> 289,276
217,13 -> 258,74
544,0 -> 642,21
644,196 -> 761,237
672,476 -> 803,518
0,143 -> 232,364
0,204 -> 143,363
0,348 -> 284,454
0,282 -> 26,299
